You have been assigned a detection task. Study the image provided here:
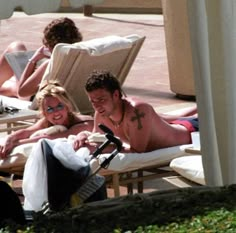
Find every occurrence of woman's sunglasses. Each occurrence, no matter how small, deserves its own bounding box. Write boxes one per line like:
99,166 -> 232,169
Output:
46,103 -> 64,113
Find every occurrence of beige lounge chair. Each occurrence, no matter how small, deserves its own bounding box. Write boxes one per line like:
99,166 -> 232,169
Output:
93,144 -> 193,197
0,133 -> 193,196
37,34 -> 145,114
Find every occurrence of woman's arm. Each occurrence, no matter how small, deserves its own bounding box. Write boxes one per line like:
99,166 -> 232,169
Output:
18,60 -> 49,98
0,118 -> 47,158
18,46 -> 50,98
45,120 -> 94,140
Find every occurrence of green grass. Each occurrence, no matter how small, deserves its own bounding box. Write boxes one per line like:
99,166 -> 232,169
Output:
3,208 -> 236,233
115,208 -> 236,233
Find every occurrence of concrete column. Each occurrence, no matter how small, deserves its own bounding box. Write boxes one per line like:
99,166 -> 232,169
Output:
162,0 -> 195,98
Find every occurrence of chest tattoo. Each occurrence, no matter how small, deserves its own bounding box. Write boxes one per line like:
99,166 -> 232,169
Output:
131,108 -> 145,129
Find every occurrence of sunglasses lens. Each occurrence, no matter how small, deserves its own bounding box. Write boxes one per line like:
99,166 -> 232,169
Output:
46,107 -> 54,113
46,103 -> 64,113
57,103 -> 64,111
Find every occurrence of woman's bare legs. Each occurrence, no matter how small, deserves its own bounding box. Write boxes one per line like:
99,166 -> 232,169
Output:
159,105 -> 198,123
0,41 -> 27,97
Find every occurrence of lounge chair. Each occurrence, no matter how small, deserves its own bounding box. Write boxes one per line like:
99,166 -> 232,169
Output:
21,139 -> 194,211
0,133 -> 194,197
94,144 -> 194,197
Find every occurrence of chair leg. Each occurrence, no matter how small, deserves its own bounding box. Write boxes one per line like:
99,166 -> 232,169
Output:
137,170 -> 144,193
112,173 -> 120,197
127,172 -> 133,194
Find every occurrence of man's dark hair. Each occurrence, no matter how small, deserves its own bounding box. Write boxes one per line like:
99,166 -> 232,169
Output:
85,70 -> 123,98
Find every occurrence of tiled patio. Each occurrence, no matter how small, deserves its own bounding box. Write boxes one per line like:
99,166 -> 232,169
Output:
0,12 -> 197,197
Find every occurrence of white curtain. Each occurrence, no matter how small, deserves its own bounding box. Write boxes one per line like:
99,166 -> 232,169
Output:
187,0 -> 236,185
0,0 -> 104,19
0,0 -> 61,19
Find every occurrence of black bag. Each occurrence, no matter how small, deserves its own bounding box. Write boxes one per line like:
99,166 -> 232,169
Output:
0,181 -> 26,227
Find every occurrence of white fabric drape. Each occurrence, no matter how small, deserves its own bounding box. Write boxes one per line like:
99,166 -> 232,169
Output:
0,0 -> 61,19
187,0 -> 236,185
0,0 -> 104,19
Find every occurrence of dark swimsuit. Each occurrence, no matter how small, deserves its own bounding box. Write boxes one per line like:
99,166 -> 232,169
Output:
171,117 -> 199,132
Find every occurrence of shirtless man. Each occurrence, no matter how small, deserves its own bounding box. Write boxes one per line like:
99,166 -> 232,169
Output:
73,70 -> 198,153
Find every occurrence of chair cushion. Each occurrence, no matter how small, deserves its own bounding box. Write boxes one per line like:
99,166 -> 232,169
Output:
91,144 -> 193,172
0,95 -> 31,109
73,35 -> 134,55
170,155 -> 205,185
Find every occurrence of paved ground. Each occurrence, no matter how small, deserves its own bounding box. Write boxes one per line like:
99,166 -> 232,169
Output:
0,12 -> 198,198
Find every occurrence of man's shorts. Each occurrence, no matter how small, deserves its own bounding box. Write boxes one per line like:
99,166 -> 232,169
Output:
170,117 -> 199,132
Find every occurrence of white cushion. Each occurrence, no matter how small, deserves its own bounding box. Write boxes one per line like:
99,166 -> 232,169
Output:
170,155 -> 205,185
0,95 -> 31,109
66,133 -> 193,172
73,35 -> 134,56
91,144 -> 193,172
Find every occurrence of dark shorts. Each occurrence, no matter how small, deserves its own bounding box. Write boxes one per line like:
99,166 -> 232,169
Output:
171,117 -> 199,132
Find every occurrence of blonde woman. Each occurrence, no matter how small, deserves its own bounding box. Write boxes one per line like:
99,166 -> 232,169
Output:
0,81 -> 93,158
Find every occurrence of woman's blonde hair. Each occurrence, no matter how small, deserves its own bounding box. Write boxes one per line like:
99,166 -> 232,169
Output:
36,80 -> 76,115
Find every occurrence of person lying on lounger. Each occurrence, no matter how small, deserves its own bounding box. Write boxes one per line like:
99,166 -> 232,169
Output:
73,70 -> 198,153
0,81 -> 93,158
0,17 -> 82,100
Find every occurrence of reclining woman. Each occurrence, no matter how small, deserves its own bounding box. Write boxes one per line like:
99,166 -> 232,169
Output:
0,17 -> 82,100
0,81 -> 93,159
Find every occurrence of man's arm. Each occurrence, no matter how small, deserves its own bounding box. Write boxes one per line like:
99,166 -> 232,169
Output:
73,112 -> 107,151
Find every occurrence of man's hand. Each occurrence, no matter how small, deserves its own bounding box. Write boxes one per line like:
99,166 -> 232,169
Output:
73,131 -> 91,151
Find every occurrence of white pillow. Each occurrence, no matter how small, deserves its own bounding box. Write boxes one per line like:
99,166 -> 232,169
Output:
95,144 -> 193,172
73,35 -> 133,56
0,95 -> 31,109
170,155 -> 205,185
